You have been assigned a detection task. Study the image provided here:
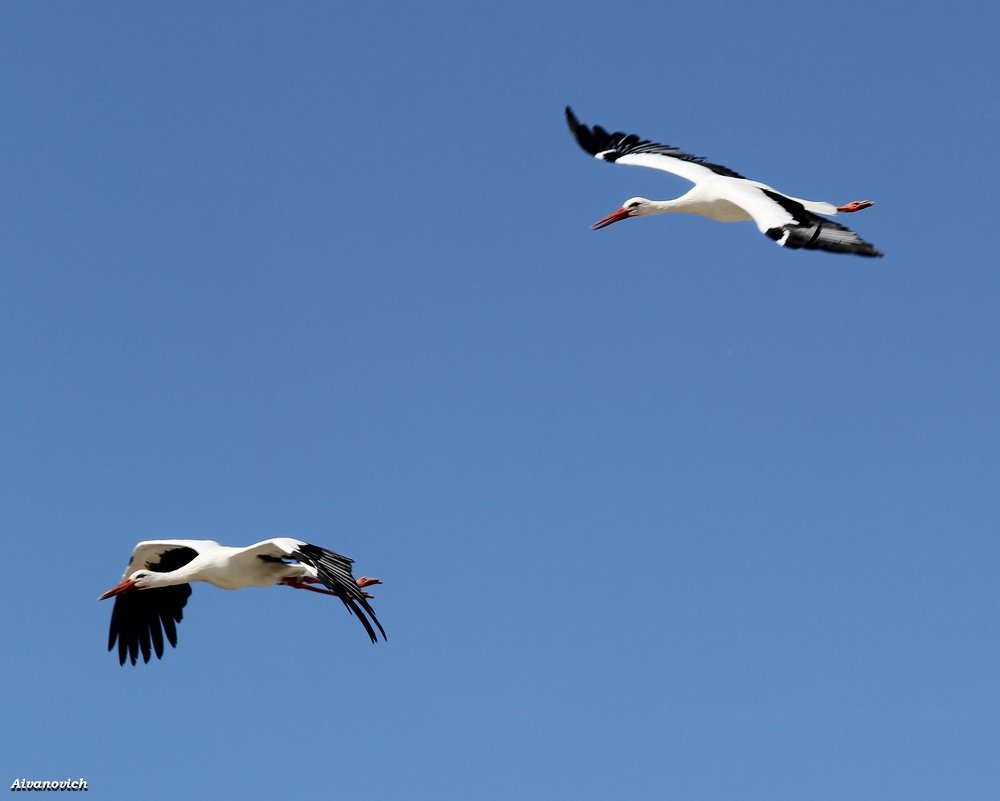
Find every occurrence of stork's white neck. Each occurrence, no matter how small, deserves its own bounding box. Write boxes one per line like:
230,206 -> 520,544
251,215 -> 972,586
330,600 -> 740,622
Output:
639,197 -> 700,215
631,191 -> 752,224
133,564 -> 199,589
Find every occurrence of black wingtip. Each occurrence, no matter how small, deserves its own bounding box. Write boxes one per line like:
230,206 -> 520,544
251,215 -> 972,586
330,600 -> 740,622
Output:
765,224 -> 884,258
565,106 -> 579,138
293,543 -> 387,644
761,189 -> 884,258
106,579 -> 192,666
565,106 -> 604,158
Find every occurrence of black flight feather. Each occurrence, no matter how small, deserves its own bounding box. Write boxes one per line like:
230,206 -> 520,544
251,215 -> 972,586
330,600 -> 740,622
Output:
107,546 -> 197,666
292,543 -> 386,643
566,106 -> 746,179
761,189 -> 884,257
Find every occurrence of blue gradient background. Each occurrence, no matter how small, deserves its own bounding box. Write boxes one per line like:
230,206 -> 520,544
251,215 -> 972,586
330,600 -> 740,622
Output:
3,3 -> 999,799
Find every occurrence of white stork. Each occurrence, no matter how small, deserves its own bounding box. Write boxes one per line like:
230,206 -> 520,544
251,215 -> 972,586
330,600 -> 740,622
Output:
99,538 -> 385,665
566,107 -> 883,257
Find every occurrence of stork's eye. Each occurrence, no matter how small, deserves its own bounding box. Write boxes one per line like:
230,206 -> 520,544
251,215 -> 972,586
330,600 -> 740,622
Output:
627,201 -> 640,209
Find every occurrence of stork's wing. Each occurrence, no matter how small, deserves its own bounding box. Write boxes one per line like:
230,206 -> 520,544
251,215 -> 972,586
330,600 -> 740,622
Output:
243,538 -> 386,643
731,185 -> 884,257
117,539 -> 213,579
566,106 -> 746,184
108,541 -> 202,666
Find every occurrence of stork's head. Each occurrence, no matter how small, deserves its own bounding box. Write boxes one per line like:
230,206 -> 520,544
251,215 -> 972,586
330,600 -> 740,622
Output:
98,569 -> 157,600
591,197 -> 653,230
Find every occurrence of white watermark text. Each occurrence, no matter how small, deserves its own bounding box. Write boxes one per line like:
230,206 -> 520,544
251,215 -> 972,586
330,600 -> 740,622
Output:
10,778 -> 88,792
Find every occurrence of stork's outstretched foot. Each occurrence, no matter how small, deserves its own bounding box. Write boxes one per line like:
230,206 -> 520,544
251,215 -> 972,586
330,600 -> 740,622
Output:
283,575 -> 382,599
837,200 -> 874,213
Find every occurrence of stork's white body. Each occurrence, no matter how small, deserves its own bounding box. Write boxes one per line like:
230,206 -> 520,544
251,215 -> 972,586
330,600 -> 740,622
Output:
123,538 -> 317,590
567,107 -> 882,257
644,184 -> 755,223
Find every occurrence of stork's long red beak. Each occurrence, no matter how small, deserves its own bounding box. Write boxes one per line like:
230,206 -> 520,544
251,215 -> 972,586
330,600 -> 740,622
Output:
98,578 -> 136,600
591,207 -> 633,230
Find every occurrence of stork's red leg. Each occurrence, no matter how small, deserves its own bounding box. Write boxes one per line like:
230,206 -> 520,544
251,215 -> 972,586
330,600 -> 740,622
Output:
837,200 -> 874,213
282,576 -> 379,599
286,581 -> 342,597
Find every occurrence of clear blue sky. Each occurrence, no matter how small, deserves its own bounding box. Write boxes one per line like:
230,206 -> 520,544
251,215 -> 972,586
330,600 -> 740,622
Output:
3,2 -> 999,799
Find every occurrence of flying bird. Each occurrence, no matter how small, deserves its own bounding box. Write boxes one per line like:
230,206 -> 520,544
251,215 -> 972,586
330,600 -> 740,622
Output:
99,538 -> 385,665
566,107 -> 883,257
